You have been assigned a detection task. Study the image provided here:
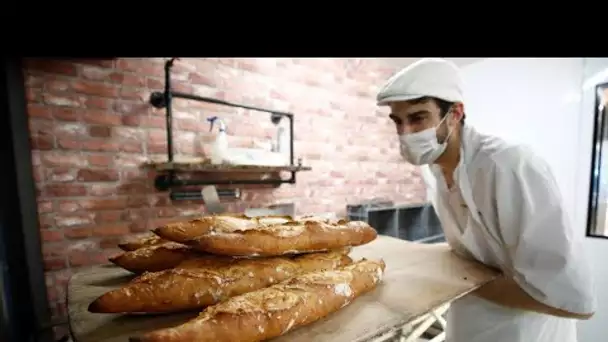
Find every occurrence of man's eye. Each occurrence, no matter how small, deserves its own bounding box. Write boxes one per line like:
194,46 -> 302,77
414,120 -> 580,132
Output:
408,116 -> 423,123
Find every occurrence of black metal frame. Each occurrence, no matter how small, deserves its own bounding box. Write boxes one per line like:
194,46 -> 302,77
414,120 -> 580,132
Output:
586,82 -> 608,239
149,58 -> 298,191
0,58 -> 54,342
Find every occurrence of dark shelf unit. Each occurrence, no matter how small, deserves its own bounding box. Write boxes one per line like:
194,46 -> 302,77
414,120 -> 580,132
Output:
148,58 -> 310,194
347,202 -> 445,244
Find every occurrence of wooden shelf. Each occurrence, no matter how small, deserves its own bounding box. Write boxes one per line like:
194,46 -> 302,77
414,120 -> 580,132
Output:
142,161 -> 312,173
143,160 -> 312,191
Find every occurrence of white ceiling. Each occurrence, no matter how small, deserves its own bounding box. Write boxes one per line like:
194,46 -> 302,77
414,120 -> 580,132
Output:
378,58 -> 485,69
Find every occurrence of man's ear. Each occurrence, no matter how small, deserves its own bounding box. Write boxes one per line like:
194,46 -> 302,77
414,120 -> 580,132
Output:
451,102 -> 465,123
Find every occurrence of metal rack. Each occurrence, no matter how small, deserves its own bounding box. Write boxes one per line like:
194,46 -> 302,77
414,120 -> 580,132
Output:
148,58 -> 306,195
347,201 -> 445,244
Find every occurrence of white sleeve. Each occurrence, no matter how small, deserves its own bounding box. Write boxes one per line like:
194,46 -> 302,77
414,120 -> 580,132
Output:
493,146 -> 597,315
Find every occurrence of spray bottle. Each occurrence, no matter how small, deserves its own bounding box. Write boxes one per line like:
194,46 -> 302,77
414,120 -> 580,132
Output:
207,116 -> 228,165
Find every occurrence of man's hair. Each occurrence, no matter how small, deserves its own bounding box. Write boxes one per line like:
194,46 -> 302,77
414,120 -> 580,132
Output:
409,96 -> 466,125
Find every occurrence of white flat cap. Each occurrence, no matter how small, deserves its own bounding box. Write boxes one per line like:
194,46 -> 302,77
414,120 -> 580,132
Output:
376,58 -> 464,106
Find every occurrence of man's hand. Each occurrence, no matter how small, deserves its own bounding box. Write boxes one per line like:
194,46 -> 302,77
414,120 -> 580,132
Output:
473,275 -> 594,320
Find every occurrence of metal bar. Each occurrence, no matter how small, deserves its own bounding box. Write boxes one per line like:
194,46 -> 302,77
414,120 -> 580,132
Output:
172,91 -> 292,117
0,57 -> 53,342
170,178 -> 287,186
170,188 -> 241,201
287,113 -> 296,183
414,234 -> 446,244
586,82 -> 608,238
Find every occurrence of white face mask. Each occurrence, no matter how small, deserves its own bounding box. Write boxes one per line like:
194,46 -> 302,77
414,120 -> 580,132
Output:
399,113 -> 454,165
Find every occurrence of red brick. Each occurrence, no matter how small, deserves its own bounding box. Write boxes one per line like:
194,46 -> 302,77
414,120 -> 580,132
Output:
41,230 -> 64,242
55,212 -> 94,227
38,214 -> 55,230
88,125 -> 112,138
80,65 -> 113,81
119,87 -> 147,101
70,59 -> 115,68
68,250 -> 92,267
92,224 -> 130,236
117,182 -> 150,195
81,140 -> 121,152
155,207 -> 178,218
46,286 -> 58,302
76,169 -> 119,182
58,200 -> 80,213
44,258 -> 67,271
81,111 -> 122,126
41,184 -> 87,197
42,93 -> 81,107
25,59 -> 78,76
71,80 -> 119,98
30,135 -> 54,150
46,167 -> 76,182
38,201 -> 54,213
126,196 -> 149,208
120,142 -> 144,153
53,107 -> 82,121
45,79 -> 71,93
99,237 -> 122,249
64,227 -> 92,239
88,154 -> 114,167
80,198 -> 128,211
146,77 -> 163,89
95,211 -> 122,223
110,72 -> 146,87
113,100 -> 148,115
85,97 -> 114,110
87,184 -> 117,197
26,74 -> 44,88
28,104 -> 53,119
41,152 -> 87,168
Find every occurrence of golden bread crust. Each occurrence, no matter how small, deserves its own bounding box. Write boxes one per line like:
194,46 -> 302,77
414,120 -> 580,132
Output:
130,259 -> 386,342
89,250 -> 353,314
189,220 -> 377,257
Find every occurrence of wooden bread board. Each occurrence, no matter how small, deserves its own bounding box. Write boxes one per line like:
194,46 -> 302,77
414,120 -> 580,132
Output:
67,235 -> 500,342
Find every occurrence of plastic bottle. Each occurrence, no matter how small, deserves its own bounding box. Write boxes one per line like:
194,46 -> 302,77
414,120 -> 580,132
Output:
207,116 -> 227,165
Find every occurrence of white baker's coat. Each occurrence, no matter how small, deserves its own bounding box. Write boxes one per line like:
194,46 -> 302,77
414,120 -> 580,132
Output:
421,124 -> 597,342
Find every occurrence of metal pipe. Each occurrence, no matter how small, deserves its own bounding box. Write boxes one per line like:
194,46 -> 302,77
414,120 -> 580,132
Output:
164,59 -> 176,163
172,91 -> 291,117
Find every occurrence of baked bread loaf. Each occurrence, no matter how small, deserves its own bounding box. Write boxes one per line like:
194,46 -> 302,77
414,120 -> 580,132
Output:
188,219 -> 377,257
118,234 -> 170,251
154,214 -> 293,244
128,247 -> 350,284
109,242 -> 204,274
129,258 -> 386,342
89,250 -> 353,314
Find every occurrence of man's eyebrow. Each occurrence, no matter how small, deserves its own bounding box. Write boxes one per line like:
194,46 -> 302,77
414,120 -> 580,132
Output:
406,110 -> 430,117
389,110 -> 430,120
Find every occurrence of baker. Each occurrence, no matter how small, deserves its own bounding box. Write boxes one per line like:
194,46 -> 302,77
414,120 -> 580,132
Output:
376,58 -> 597,342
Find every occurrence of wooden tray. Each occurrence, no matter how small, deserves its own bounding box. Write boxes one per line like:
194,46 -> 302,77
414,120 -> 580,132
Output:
67,235 -> 500,342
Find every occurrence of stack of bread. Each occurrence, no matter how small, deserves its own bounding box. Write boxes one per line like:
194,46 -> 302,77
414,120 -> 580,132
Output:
89,213 -> 385,342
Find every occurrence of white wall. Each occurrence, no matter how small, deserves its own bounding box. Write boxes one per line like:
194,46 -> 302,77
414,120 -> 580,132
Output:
461,57 -> 608,342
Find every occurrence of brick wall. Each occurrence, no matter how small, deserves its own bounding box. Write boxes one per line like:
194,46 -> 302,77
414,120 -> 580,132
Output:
23,58 -> 427,332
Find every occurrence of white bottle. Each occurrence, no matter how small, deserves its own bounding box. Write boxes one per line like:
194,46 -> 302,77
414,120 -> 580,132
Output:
277,121 -> 291,165
207,116 -> 228,165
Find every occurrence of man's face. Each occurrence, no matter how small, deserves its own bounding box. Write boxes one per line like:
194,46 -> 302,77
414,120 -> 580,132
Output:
388,98 -> 462,143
